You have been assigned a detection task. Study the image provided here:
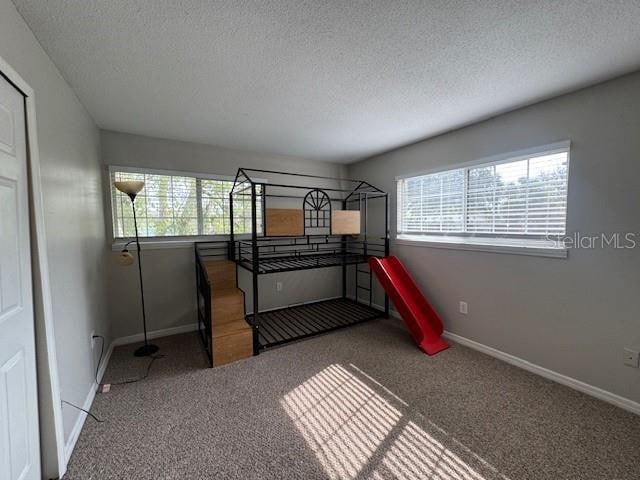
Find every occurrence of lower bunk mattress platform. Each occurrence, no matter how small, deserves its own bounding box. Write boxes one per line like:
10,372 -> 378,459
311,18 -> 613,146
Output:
247,298 -> 383,350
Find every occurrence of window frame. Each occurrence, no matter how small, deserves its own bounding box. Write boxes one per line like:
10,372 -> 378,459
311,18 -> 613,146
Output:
395,141 -> 571,257
108,165 -> 264,248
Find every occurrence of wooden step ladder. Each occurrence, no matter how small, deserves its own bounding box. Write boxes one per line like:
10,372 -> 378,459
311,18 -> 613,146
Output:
204,260 -> 253,366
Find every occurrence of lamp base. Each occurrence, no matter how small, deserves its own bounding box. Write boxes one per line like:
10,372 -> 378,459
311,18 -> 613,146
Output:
134,344 -> 159,357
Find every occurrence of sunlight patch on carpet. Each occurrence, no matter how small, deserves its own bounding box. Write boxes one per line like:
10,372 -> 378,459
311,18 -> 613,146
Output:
281,363 -> 508,480
281,363 -> 401,478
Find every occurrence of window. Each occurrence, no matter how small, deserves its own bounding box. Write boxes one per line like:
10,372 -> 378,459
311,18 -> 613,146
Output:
111,168 -> 261,238
397,168 -> 465,234
397,143 -> 569,248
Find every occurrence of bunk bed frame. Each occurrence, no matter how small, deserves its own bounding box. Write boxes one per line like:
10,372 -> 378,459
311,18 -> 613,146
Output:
195,168 -> 389,364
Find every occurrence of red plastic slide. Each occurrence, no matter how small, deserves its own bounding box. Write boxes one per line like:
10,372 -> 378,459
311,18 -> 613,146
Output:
369,256 -> 449,355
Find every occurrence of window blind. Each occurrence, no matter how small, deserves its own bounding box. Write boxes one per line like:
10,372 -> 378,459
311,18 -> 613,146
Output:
398,169 -> 465,233
397,148 -> 569,237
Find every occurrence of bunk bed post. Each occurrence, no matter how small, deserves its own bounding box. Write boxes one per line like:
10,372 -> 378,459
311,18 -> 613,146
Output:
341,199 -> 347,299
354,192 -> 362,303
384,193 -> 390,318
251,182 -> 260,355
364,192 -> 372,307
363,192 -> 368,255
229,191 -> 234,261
261,184 -> 266,233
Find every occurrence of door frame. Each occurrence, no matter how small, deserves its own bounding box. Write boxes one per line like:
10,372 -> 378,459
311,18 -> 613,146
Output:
0,56 -> 66,477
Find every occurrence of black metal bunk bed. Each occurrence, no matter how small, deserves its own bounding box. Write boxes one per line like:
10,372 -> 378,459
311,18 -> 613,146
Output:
195,168 -> 389,361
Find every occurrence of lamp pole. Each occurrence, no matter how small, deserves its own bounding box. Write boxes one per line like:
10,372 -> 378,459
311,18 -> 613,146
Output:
130,197 -> 157,357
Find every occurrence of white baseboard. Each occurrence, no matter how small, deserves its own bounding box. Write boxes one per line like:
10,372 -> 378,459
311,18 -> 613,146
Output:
63,341 -> 114,467
365,300 -> 640,415
442,331 -> 640,416
271,296 -> 640,415
111,323 -> 199,347
96,341 -> 114,382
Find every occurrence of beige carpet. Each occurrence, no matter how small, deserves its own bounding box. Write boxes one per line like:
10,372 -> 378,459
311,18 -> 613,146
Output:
64,318 -> 640,479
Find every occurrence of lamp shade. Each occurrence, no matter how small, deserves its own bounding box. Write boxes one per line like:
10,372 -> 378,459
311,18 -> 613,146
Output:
114,180 -> 145,196
118,250 -> 135,266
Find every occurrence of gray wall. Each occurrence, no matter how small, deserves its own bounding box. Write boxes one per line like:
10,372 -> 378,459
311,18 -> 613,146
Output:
101,131 -> 347,338
348,72 -> 640,403
0,0 -> 110,462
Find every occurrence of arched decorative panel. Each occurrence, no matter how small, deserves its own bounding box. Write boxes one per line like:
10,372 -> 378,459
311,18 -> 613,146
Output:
303,188 -> 331,234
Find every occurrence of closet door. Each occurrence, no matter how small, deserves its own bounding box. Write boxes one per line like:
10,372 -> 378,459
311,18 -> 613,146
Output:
0,74 -> 41,480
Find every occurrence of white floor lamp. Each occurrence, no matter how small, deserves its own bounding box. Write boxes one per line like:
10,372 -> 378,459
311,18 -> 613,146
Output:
114,180 -> 159,357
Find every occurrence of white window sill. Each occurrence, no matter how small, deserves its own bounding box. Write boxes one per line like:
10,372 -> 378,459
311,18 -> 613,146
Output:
394,235 -> 567,258
111,236 -> 232,252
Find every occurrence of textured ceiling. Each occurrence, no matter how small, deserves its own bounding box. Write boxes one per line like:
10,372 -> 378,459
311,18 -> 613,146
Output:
13,1 -> 640,163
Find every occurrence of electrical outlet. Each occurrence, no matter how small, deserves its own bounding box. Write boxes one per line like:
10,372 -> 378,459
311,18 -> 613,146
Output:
459,301 -> 468,315
276,281 -> 283,292
623,348 -> 639,368
90,330 -> 96,348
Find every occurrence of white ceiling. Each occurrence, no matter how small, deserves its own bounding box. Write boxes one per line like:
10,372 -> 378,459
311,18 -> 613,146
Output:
13,1 -> 640,163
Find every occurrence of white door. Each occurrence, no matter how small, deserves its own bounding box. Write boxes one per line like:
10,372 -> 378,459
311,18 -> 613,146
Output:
0,75 -> 40,479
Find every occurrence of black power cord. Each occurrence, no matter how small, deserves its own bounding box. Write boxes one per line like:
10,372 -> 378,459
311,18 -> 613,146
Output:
109,354 -> 165,385
92,334 -> 165,387
61,400 -> 104,423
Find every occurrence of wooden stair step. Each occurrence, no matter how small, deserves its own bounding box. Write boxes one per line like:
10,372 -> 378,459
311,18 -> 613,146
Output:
204,259 -> 237,290
211,288 -> 245,324
213,323 -> 253,366
213,318 -> 252,338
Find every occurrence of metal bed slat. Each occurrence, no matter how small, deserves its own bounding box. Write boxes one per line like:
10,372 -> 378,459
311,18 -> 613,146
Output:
324,300 -> 375,325
261,318 -> 288,342
294,315 -> 319,336
325,300 -> 378,324
281,305 -> 335,331
271,310 -> 310,337
267,313 -> 299,338
276,309 -> 319,335
258,322 -> 280,345
303,302 -> 347,328
338,299 -> 378,318
256,322 -> 277,343
302,302 -> 352,329
305,299 -> 368,328
276,305 -> 317,331
300,307 -> 336,331
319,301 -> 360,326
258,329 -> 277,345
271,314 -> 298,340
